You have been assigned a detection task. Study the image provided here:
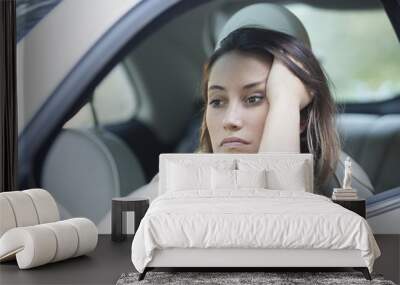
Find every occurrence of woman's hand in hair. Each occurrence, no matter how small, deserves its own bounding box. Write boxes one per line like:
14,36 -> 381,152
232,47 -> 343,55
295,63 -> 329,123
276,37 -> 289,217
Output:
265,56 -> 313,110
258,56 -> 312,153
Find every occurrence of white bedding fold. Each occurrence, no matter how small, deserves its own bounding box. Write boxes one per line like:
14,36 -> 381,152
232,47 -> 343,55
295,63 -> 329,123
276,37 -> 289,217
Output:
131,189 -> 380,273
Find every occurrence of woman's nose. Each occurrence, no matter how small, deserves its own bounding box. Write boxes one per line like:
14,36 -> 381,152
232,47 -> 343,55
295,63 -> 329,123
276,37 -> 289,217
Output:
222,103 -> 243,131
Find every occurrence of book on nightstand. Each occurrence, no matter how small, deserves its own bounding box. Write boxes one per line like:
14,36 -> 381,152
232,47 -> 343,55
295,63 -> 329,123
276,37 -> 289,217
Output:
332,188 -> 359,200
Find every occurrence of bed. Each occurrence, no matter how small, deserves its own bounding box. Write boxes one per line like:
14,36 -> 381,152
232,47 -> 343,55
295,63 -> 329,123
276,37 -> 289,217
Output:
131,153 -> 381,281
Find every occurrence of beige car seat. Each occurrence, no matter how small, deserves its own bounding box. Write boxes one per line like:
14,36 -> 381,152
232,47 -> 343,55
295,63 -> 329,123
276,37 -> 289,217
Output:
41,127 -> 147,231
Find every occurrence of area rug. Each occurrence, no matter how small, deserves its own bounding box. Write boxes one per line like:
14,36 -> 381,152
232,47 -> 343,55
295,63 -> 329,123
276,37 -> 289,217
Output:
116,271 -> 396,285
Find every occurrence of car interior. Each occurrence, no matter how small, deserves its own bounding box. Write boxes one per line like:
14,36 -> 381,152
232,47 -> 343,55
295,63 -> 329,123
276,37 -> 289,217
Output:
18,0 -> 400,234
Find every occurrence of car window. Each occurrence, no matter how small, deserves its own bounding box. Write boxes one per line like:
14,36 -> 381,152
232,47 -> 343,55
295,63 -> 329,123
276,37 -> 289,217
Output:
17,0 -> 63,42
286,3 -> 400,103
64,63 -> 138,128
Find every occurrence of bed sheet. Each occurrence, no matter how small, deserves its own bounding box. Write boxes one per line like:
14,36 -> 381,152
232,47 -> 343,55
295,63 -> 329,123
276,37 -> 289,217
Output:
131,189 -> 381,273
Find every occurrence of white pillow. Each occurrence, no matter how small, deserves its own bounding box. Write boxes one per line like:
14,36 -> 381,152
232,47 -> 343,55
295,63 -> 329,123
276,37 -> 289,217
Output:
266,162 -> 307,191
211,168 -> 237,190
236,169 -> 268,189
211,168 -> 268,190
166,162 -> 211,191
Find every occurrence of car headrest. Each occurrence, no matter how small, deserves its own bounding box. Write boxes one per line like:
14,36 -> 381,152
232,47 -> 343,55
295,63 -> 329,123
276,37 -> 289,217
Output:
215,3 -> 311,50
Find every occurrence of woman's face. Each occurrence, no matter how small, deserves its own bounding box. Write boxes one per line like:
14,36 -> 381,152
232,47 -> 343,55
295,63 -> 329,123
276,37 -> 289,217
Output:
206,50 -> 272,153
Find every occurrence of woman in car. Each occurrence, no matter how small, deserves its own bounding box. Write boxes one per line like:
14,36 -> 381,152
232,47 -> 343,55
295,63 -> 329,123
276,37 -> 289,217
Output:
199,24 -> 338,191
128,3 -> 374,201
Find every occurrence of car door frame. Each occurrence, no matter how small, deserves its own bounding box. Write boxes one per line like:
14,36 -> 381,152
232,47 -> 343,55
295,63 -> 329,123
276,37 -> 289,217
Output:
17,0 -> 400,189
17,0 -> 211,189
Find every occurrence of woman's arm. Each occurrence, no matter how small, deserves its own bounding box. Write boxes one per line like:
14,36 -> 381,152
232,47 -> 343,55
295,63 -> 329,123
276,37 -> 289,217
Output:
258,57 -> 312,153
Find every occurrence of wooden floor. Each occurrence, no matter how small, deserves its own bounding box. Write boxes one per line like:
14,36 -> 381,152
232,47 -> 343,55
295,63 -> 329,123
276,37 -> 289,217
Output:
0,235 -> 134,285
0,235 -> 398,285
373,235 -> 400,284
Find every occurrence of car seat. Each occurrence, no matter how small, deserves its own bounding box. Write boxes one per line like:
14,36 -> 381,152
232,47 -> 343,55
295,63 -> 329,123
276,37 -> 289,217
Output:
337,113 -> 400,233
40,127 -> 147,233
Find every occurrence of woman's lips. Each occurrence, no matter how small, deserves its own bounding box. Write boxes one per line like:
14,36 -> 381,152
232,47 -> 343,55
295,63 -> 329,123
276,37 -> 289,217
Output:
222,141 -> 248,148
220,137 -> 250,147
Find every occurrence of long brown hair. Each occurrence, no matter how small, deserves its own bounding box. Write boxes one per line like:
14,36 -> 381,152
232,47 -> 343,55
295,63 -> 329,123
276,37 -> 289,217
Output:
196,28 -> 340,189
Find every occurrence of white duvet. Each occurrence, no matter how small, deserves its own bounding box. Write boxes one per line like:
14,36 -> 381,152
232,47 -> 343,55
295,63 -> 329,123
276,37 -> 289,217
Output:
131,189 -> 381,273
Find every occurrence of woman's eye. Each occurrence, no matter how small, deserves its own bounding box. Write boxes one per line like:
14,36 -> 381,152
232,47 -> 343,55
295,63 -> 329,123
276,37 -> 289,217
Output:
245,95 -> 264,105
209,99 -> 224,108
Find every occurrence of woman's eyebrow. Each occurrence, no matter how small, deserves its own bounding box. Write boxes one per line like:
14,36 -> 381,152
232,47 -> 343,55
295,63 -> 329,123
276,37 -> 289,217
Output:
208,80 -> 266,91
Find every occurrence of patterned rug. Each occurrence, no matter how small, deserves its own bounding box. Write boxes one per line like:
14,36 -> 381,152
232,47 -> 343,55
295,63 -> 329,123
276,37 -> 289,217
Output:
116,271 -> 396,285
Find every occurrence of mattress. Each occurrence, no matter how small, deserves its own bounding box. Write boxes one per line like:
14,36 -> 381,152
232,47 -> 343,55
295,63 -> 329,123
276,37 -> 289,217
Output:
131,189 -> 381,273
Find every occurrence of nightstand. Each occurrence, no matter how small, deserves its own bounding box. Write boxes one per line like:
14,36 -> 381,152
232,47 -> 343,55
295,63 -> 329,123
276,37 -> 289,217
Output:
332,199 -> 366,218
111,197 -> 149,242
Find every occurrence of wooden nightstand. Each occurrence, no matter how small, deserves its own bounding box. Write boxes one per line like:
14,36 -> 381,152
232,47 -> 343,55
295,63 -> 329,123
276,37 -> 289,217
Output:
111,197 -> 149,242
332,199 -> 366,218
